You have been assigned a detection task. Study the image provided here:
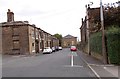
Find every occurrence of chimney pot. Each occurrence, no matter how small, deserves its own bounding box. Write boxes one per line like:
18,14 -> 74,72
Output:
8,9 -> 10,12
7,9 -> 14,22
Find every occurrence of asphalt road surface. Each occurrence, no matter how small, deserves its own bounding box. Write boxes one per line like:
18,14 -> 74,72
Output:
2,48 -> 97,77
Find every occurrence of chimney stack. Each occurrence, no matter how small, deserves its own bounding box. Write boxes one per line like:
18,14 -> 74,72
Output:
81,18 -> 83,24
7,9 -> 14,22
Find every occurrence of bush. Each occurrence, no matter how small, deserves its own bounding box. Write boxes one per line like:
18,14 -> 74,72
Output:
106,26 -> 120,64
90,32 -> 102,55
90,26 -> 120,64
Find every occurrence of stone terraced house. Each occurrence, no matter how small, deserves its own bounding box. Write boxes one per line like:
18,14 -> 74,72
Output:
0,9 -> 59,55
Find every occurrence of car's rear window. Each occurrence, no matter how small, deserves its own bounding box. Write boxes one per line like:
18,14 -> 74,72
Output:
71,46 -> 76,48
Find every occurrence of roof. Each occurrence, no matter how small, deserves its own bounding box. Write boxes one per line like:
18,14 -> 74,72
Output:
63,34 -> 77,38
1,21 -> 30,26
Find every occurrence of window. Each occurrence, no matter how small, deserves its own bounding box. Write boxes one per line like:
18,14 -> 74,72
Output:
72,41 -> 74,45
36,32 -> 39,39
32,43 -> 34,46
12,36 -> 19,40
13,27 -> 19,35
13,40 -> 20,49
31,30 -> 35,39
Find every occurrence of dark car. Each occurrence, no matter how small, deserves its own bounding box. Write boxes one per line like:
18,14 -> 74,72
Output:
55,46 -> 59,51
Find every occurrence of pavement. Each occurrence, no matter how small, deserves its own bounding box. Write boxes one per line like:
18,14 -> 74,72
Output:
77,50 -> 119,78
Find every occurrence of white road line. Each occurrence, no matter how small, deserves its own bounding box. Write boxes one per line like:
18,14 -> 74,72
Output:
80,56 -> 101,79
71,54 -> 73,67
88,64 -> 101,78
66,52 -> 84,68
64,65 -> 83,68
71,52 -> 77,67
89,64 -> 115,67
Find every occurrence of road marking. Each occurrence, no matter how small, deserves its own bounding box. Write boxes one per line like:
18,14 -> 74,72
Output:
80,56 -> 101,79
71,52 -> 77,56
89,64 -> 115,67
71,54 -> 73,67
67,52 -> 83,68
65,52 -> 83,68
87,64 -> 101,78
64,65 -> 83,68
70,52 -> 78,67
103,66 -> 118,77
103,67 -> 107,69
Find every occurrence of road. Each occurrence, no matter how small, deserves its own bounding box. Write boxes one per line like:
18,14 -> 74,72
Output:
2,48 -> 98,78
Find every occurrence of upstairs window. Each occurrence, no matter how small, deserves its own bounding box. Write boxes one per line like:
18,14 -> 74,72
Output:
31,30 -> 35,39
13,27 -> 19,35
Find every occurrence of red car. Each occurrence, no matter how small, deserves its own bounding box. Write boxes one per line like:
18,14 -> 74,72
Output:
70,46 -> 77,51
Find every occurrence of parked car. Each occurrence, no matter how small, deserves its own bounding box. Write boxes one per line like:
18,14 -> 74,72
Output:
52,47 -> 56,52
43,47 -> 52,54
58,46 -> 62,50
70,46 -> 77,51
55,46 -> 59,51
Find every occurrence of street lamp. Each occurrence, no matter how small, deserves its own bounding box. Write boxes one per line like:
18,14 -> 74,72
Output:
100,0 -> 108,64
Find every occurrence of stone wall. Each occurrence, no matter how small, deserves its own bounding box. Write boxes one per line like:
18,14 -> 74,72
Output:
0,24 -> 2,54
62,37 -> 77,48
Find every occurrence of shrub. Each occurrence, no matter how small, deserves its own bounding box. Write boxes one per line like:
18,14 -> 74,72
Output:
106,26 -> 120,64
90,26 -> 120,64
90,32 -> 102,55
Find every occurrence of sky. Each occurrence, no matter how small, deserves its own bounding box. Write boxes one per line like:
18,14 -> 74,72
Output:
0,0 -> 118,41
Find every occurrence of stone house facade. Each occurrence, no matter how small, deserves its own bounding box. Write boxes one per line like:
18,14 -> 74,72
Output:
1,9 -> 59,55
80,6 -> 100,44
52,37 -> 59,47
2,21 -> 32,55
62,34 -> 77,48
0,24 -> 2,54
80,17 -> 87,44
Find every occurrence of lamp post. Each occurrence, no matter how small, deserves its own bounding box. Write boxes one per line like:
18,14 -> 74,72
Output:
100,0 -> 108,64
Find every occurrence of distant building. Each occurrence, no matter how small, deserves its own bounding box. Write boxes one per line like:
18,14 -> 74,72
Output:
1,9 -> 59,55
62,34 -> 77,48
52,37 -> 59,47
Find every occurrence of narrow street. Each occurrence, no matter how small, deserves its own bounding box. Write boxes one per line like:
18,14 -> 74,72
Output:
2,48 -> 97,77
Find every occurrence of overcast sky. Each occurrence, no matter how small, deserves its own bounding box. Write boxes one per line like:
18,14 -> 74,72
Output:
0,0 -> 118,41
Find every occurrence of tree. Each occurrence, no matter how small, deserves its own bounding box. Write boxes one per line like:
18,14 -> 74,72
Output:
53,33 -> 62,46
92,1 -> 120,32
104,3 -> 120,28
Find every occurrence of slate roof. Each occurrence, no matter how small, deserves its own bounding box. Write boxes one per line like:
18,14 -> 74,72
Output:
63,34 -> 77,38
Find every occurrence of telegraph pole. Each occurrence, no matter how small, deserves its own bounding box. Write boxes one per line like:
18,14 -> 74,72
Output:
86,2 -> 93,55
100,0 -> 108,64
86,5 -> 90,55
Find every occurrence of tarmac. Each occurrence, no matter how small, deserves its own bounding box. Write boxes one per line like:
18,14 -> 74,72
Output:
77,50 -> 119,79
1,50 -> 119,79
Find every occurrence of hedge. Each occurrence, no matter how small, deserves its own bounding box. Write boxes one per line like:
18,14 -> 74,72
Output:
106,27 -> 120,64
90,32 -> 102,55
90,26 -> 120,64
